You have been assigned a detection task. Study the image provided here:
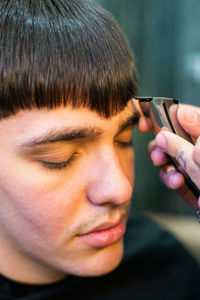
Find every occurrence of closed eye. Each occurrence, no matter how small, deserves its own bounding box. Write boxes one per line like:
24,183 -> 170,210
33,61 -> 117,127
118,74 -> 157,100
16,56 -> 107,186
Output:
39,153 -> 78,170
115,140 -> 133,148
114,125 -> 134,148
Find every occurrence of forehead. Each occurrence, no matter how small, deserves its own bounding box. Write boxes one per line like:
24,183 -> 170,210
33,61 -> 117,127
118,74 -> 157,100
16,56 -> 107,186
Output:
0,100 -> 137,144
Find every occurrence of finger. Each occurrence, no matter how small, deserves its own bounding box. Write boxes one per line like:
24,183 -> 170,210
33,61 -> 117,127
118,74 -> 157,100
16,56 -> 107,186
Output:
159,167 -> 198,208
159,167 -> 185,190
148,140 -> 170,166
151,148 -> 168,166
138,116 -> 153,132
155,131 -> 200,188
193,136 -> 200,165
177,104 -> 200,137
148,140 -> 168,164
179,104 -> 200,114
148,140 -> 156,154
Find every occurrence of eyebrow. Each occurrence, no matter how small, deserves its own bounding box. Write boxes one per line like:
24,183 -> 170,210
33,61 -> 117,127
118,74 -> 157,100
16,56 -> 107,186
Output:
21,112 -> 139,147
117,113 -> 139,133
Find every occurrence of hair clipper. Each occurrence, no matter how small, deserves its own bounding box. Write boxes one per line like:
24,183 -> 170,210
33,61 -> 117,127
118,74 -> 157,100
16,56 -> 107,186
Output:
132,97 -> 200,214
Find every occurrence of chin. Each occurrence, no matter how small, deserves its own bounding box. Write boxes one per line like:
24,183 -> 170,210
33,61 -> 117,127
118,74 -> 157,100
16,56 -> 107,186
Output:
70,239 -> 124,277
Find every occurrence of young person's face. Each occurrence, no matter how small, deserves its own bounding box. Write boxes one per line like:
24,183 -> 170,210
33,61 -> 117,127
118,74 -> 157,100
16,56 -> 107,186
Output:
0,100 -> 137,284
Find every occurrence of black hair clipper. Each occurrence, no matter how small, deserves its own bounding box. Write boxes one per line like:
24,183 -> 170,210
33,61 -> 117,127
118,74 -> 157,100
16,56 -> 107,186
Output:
133,97 -> 200,220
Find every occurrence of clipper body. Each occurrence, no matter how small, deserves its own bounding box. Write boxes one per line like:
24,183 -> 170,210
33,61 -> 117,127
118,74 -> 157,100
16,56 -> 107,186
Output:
133,97 -> 200,203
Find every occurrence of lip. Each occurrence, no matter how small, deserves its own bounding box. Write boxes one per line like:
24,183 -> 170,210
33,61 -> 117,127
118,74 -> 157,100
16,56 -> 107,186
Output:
78,220 -> 126,248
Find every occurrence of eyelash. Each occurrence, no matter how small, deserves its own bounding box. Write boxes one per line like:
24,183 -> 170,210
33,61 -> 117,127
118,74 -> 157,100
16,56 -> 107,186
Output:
39,140 -> 132,171
116,140 -> 133,148
39,154 -> 77,171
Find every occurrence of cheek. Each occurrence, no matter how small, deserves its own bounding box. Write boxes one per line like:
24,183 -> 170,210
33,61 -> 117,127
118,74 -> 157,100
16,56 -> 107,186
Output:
0,168 -> 83,240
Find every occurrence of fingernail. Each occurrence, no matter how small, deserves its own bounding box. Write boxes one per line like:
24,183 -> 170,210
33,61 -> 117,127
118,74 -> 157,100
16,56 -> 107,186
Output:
180,106 -> 197,125
155,133 -> 166,150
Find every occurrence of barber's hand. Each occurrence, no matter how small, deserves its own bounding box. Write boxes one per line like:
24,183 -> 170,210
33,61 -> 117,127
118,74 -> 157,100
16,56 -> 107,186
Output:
138,104 -> 200,209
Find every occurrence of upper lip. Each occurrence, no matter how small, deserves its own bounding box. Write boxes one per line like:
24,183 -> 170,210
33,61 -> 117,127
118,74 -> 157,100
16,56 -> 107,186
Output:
80,213 -> 128,236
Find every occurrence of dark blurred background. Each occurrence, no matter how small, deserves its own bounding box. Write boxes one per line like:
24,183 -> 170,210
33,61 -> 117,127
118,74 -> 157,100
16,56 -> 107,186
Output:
94,0 -> 200,216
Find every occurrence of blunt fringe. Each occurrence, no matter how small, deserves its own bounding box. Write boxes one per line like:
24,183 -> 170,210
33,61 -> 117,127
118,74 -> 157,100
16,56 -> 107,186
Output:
0,0 -> 137,118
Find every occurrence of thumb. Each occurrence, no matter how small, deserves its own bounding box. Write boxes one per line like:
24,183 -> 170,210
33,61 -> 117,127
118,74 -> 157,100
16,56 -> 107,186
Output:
177,104 -> 200,138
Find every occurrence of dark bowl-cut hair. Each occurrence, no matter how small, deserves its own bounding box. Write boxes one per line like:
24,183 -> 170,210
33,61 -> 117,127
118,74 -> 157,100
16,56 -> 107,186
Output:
0,0 -> 137,119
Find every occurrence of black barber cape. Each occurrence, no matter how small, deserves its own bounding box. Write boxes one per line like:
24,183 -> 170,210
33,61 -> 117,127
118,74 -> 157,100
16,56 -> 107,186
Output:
0,212 -> 200,300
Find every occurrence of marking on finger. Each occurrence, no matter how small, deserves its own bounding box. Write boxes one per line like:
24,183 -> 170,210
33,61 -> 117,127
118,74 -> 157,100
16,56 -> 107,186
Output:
178,151 -> 187,170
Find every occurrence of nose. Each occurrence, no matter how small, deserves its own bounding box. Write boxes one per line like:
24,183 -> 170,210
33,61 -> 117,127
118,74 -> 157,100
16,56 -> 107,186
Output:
86,148 -> 133,206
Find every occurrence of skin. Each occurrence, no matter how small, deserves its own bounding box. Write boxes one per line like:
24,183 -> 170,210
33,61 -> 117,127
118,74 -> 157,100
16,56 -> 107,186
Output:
138,104 -> 200,209
0,100 -> 137,284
